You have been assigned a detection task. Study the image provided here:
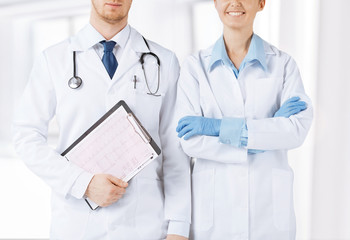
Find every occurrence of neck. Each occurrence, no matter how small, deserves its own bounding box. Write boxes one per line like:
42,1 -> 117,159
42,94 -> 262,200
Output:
223,26 -> 253,57
223,26 -> 253,69
90,12 -> 128,40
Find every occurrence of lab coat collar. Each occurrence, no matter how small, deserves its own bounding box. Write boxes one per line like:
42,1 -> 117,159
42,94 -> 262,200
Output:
128,27 -> 150,54
207,33 -> 273,72
108,27 -> 150,82
70,24 -> 103,51
110,24 -> 130,50
70,24 -> 146,53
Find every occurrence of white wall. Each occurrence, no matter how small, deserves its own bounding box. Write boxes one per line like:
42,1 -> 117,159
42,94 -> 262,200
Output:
311,0 -> 350,239
277,0 -> 319,239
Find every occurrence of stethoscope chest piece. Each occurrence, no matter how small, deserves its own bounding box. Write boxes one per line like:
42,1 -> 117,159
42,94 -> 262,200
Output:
68,76 -> 83,89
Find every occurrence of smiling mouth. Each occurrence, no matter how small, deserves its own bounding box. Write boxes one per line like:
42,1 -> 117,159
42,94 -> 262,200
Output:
227,11 -> 245,16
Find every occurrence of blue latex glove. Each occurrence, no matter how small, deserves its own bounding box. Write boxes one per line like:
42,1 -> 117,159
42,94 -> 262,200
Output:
176,116 -> 221,140
274,96 -> 307,118
249,96 -> 307,155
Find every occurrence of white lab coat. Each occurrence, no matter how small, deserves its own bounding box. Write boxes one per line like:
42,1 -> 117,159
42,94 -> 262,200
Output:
13,25 -> 190,240
176,39 -> 313,240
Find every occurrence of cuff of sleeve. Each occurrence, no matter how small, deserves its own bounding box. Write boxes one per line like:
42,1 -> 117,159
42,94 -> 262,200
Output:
68,171 -> 94,199
167,220 -> 190,238
240,123 -> 248,147
219,117 -> 245,147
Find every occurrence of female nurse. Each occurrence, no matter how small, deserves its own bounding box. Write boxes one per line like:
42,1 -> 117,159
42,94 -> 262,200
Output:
175,0 -> 313,239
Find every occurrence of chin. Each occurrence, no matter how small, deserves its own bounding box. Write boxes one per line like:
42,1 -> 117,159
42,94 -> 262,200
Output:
224,22 -> 244,30
102,13 -> 126,23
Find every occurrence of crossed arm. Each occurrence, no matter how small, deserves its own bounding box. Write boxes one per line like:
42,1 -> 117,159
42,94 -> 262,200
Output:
176,96 -> 307,152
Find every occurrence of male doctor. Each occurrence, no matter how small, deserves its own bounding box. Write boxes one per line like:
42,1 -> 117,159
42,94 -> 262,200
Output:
12,0 -> 190,239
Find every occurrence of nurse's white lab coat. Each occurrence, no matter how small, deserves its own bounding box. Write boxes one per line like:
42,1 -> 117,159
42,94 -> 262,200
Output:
13,25 -> 190,240
176,38 -> 313,240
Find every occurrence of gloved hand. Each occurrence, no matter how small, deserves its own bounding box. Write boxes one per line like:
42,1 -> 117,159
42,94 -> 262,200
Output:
249,97 -> 307,154
274,96 -> 307,118
241,129 -> 265,154
248,149 -> 265,154
176,116 -> 221,140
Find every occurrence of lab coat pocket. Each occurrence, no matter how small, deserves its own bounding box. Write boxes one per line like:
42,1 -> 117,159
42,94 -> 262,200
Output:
135,177 -> 167,239
253,78 -> 282,117
272,168 -> 293,231
192,168 -> 215,231
51,197 -> 91,240
131,90 -> 162,134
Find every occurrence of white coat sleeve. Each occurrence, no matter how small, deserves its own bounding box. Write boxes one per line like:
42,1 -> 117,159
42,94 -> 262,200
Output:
176,56 -> 247,164
12,52 -> 93,199
160,53 -> 191,237
247,56 -> 313,150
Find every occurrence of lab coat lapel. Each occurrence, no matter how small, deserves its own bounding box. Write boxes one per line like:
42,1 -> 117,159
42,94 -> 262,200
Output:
112,28 -> 149,83
198,49 -> 226,118
69,24 -> 112,82
69,25 -> 149,84
210,66 -> 245,117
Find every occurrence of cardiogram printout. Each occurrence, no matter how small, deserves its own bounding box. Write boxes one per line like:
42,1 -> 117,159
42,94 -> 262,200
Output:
62,101 -> 161,182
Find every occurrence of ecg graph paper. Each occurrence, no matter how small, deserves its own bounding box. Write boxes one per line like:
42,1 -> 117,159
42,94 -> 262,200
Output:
65,107 -> 157,182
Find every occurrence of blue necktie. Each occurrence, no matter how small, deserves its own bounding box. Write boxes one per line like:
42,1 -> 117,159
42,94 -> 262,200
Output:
100,40 -> 118,79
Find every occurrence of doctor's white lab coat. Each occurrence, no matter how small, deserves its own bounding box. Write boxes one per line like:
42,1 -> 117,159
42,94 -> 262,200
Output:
13,25 -> 190,240
176,39 -> 313,240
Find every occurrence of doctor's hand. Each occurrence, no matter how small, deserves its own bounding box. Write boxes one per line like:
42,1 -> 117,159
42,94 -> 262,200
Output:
166,235 -> 188,240
274,96 -> 307,118
85,174 -> 128,207
176,116 -> 221,140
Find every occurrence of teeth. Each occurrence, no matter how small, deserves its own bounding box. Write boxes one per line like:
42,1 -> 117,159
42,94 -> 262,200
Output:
228,12 -> 243,16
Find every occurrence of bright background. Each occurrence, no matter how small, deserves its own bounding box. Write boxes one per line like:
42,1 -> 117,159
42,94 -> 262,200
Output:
0,0 -> 349,239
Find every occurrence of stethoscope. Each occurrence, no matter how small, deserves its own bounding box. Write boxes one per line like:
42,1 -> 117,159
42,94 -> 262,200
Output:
68,37 -> 161,96
68,51 -> 83,89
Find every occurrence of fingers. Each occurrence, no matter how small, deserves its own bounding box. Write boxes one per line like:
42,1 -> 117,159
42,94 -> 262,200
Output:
85,174 -> 128,207
100,180 -> 127,207
177,116 -> 200,139
176,116 -> 195,132
286,101 -> 307,111
183,130 -> 197,140
107,175 -> 128,188
283,96 -> 300,105
177,120 -> 200,140
177,125 -> 193,138
248,149 -> 265,154
176,119 -> 188,132
110,186 -> 126,195
287,101 -> 307,108
285,106 -> 307,117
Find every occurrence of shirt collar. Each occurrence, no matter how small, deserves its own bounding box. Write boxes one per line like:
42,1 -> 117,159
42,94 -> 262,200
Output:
208,33 -> 267,72
109,24 -> 130,49
70,23 -> 131,51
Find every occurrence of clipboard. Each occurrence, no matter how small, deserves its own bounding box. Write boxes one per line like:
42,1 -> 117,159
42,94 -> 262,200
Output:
61,100 -> 161,210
